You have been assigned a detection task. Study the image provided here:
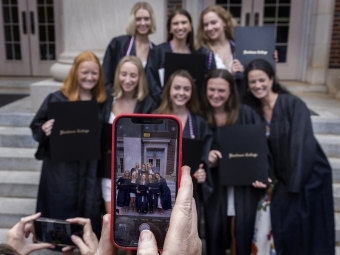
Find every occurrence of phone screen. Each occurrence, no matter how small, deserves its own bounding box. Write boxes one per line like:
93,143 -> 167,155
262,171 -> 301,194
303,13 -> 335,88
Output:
112,116 -> 181,249
34,218 -> 83,246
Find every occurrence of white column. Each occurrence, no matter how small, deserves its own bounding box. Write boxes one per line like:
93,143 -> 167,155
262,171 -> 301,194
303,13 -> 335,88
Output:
305,0 -> 334,86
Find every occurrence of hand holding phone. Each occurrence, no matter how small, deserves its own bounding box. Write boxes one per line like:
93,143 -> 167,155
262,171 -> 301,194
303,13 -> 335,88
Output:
6,212 -> 54,255
62,218 -> 98,255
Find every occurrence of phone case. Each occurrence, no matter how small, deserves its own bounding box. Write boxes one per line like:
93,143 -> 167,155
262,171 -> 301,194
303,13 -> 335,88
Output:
110,114 -> 183,251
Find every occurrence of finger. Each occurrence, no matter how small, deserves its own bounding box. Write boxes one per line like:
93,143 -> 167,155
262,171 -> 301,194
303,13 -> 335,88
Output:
17,212 -> 41,232
66,218 -> 92,235
98,214 -> 113,255
137,230 -> 158,255
27,242 -> 55,252
62,246 -> 74,252
176,166 -> 193,204
268,178 -> 272,183
216,151 -> 222,158
70,235 -> 88,253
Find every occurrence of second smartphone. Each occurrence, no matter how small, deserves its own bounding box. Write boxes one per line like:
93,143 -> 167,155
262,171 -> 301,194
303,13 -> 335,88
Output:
110,114 -> 182,250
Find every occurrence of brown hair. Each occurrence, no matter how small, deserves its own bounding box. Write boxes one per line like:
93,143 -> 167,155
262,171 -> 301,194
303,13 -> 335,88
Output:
167,9 -> 194,49
0,244 -> 19,255
196,5 -> 234,49
202,69 -> 239,127
123,170 -> 130,179
112,56 -> 149,101
60,51 -> 106,103
126,2 -> 156,35
155,70 -> 200,114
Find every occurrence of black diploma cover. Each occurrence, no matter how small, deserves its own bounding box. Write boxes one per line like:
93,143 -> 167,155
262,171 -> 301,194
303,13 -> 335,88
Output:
48,101 -> 100,162
182,138 -> 204,174
164,53 -> 206,94
149,183 -> 160,194
138,184 -> 149,195
216,124 -> 269,186
234,26 -> 276,68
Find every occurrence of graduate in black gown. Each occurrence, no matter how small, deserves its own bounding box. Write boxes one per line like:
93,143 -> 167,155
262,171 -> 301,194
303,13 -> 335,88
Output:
147,174 -> 158,214
155,173 -> 172,213
154,69 -> 212,230
30,51 -> 107,238
98,55 -> 157,214
243,59 -> 335,255
202,69 -> 267,255
146,9 -> 196,103
116,170 -> 131,214
136,174 -> 149,213
102,2 -> 156,89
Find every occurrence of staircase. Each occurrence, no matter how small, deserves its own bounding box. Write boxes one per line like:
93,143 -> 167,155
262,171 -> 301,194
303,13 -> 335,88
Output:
0,109 -> 40,244
0,95 -> 339,254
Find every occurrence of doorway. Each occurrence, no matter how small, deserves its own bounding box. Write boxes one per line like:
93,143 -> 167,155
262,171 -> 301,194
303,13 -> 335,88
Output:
0,0 -> 62,76
215,0 -> 304,79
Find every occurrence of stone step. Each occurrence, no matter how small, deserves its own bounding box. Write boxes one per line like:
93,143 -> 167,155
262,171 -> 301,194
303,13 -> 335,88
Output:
331,158 -> 340,183
0,197 -> 36,228
0,112 -> 34,127
0,126 -> 37,148
0,147 -> 41,171
315,134 -> 340,158
0,170 -> 40,198
312,117 -> 340,135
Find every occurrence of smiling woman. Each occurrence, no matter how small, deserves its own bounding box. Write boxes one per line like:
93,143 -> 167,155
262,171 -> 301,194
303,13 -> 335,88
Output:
102,2 -> 156,90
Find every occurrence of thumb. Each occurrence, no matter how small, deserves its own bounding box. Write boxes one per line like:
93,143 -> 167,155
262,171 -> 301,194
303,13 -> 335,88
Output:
199,163 -> 204,169
137,230 -> 158,255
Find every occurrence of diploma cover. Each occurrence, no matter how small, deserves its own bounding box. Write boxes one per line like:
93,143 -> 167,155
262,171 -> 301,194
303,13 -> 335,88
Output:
48,101 -> 100,162
216,124 -> 269,186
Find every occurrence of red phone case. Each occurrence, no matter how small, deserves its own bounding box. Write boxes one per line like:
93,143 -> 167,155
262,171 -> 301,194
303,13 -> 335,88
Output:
110,113 -> 183,251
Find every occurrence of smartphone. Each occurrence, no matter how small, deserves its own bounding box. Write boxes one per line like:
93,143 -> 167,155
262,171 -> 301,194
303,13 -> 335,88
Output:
111,114 -> 182,250
33,217 -> 83,246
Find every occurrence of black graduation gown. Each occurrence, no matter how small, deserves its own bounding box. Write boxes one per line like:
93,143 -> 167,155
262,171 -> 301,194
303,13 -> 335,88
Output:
159,178 -> 172,210
97,94 -> 157,179
102,35 -> 155,89
204,104 -> 265,255
29,91 -> 103,238
268,94 -> 334,255
136,182 -> 149,213
182,112 -> 213,233
116,177 -> 130,207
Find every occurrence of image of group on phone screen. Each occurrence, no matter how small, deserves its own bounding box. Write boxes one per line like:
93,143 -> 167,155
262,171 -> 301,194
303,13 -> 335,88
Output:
24,1 -> 335,255
116,162 -> 173,216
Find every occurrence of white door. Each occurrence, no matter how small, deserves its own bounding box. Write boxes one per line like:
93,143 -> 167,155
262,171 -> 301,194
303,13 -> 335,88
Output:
0,0 -> 61,76
214,0 -> 304,79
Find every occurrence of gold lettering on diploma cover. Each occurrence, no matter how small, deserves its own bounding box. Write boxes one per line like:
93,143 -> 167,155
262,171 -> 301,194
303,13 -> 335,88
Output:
60,129 -> 90,136
229,153 -> 258,159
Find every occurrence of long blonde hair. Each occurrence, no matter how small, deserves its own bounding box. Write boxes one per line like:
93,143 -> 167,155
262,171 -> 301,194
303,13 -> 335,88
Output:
112,56 -> 149,101
154,70 -> 200,114
196,5 -> 235,50
60,51 -> 106,103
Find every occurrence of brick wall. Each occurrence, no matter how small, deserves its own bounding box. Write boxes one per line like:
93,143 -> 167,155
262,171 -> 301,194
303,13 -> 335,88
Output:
166,139 -> 176,175
329,0 -> 340,68
167,0 -> 182,16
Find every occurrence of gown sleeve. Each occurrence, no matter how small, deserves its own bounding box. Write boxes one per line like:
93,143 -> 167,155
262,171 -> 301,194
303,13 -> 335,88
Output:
286,97 -> 317,193
145,47 -> 163,103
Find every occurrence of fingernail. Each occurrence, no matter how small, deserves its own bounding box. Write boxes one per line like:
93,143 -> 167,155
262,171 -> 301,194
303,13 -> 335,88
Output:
140,230 -> 152,241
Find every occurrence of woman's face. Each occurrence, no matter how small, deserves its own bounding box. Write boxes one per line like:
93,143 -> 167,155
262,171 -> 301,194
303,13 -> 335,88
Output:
141,174 -> 146,181
247,69 -> 273,100
119,61 -> 139,94
77,61 -> 99,92
155,174 -> 160,180
124,171 -> 130,178
169,75 -> 192,108
147,163 -> 152,170
203,11 -> 226,41
170,14 -> 192,41
142,164 -> 146,170
206,77 -> 231,110
132,172 -> 137,179
135,8 -> 151,35
148,174 -> 153,181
